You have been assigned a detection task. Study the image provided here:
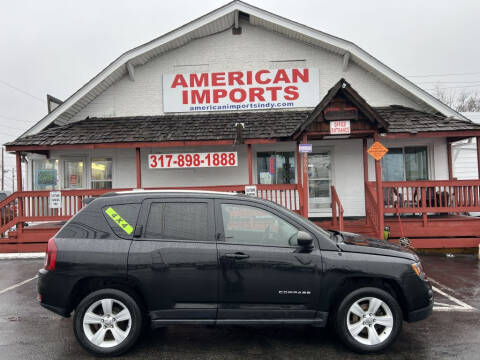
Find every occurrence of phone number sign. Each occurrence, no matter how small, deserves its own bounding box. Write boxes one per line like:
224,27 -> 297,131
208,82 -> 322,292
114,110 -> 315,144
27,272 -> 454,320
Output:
149,152 -> 238,169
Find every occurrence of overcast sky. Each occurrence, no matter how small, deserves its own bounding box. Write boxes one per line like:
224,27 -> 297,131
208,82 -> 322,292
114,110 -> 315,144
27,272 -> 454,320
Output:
1,0 -> 479,189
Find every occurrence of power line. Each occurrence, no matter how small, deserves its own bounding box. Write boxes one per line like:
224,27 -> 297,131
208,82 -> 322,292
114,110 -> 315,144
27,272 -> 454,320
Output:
416,80 -> 480,85
424,84 -> 480,91
0,79 -> 45,104
407,71 -> 480,78
0,114 -> 37,124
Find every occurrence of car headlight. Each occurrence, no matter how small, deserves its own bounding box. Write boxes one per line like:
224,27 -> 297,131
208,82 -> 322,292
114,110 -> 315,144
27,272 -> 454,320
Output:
411,262 -> 426,280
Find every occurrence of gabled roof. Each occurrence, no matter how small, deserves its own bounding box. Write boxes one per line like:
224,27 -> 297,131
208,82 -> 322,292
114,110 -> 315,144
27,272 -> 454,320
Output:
22,0 -> 467,138
294,78 -> 388,137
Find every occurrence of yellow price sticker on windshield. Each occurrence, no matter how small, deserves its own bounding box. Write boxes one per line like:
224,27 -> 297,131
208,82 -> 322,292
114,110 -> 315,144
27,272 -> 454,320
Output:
105,207 -> 134,235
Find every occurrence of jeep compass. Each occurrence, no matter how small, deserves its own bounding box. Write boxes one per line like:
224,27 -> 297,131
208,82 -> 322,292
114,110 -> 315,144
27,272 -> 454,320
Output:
37,190 -> 433,356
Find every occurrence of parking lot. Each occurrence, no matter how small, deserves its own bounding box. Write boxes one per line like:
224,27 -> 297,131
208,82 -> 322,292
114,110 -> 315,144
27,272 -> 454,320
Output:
0,255 -> 479,360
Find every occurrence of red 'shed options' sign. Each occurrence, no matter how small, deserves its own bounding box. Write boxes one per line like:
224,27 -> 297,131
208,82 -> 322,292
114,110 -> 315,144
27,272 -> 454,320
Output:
163,68 -> 320,113
329,120 -> 351,135
149,152 -> 238,169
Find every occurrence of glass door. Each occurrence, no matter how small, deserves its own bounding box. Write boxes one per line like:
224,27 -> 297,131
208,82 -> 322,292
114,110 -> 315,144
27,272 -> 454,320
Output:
308,152 -> 332,212
63,159 -> 85,189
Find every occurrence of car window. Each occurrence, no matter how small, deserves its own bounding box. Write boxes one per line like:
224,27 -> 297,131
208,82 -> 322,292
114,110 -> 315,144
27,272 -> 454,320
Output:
221,203 -> 298,247
145,202 -> 209,241
102,203 -> 140,239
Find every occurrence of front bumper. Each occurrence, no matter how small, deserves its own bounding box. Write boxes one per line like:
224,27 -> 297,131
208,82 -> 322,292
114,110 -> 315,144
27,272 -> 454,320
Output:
406,301 -> 433,322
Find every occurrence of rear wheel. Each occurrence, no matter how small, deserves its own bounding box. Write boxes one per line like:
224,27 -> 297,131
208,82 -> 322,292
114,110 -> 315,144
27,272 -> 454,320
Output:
335,287 -> 402,353
73,288 -> 143,357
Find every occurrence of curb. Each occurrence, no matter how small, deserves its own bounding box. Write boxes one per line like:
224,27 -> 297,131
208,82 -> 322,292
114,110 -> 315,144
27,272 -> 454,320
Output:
0,252 -> 44,260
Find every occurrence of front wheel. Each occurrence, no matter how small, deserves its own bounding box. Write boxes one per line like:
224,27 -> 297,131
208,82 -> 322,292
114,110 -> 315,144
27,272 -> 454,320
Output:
335,287 -> 403,353
73,288 -> 143,357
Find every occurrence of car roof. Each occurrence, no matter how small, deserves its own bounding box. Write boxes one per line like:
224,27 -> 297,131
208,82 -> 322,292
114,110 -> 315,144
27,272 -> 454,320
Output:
96,189 -> 249,202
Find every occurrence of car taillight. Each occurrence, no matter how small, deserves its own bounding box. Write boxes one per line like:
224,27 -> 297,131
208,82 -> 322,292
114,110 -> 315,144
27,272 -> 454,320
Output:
44,237 -> 58,271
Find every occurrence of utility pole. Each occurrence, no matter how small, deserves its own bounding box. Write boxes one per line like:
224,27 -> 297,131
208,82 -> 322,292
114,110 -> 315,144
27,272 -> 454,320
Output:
1,146 -> 4,191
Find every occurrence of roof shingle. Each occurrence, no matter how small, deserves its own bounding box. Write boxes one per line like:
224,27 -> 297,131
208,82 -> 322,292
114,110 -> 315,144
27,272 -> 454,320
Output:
6,107 -> 480,147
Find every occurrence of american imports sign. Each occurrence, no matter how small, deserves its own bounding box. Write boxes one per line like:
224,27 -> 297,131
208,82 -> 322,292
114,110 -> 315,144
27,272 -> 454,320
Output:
163,68 -> 319,113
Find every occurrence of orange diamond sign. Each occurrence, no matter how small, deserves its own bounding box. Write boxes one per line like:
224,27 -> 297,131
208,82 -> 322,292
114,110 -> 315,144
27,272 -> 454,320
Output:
368,141 -> 389,161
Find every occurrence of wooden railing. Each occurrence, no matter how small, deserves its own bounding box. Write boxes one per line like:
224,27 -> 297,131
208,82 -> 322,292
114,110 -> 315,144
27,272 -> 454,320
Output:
1,184 -> 303,235
365,183 -> 380,234
331,185 -> 344,231
381,180 -> 480,214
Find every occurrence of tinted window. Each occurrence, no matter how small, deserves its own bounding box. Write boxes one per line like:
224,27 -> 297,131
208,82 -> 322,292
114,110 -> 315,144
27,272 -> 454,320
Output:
102,203 -> 140,239
145,202 -> 209,241
221,204 -> 298,247
57,207 -> 112,239
144,203 -> 164,238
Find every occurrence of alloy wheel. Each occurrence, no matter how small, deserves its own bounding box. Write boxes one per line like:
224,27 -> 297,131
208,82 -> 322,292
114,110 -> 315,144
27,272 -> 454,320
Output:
346,296 -> 394,346
82,298 -> 132,348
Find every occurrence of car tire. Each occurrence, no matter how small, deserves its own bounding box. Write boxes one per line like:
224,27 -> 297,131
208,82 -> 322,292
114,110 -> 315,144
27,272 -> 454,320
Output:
335,287 -> 403,353
73,288 -> 143,357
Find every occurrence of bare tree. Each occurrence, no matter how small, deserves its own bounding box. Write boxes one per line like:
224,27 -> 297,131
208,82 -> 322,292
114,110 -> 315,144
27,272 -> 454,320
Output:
433,86 -> 480,112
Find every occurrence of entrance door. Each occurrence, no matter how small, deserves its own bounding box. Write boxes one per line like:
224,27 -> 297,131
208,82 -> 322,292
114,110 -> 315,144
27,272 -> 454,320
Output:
308,152 -> 332,213
63,159 -> 86,189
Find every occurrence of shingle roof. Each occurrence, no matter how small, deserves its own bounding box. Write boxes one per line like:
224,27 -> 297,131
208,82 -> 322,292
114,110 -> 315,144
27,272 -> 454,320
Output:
6,111 -> 311,146
376,105 -> 480,133
6,106 -> 480,147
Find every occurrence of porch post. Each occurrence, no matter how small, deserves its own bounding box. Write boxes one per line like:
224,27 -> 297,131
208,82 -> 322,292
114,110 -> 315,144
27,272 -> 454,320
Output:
373,136 -> 384,239
247,144 -> 253,185
135,148 -> 142,189
15,152 -> 24,232
447,140 -> 453,180
302,134 -> 309,218
363,138 -> 369,224
477,137 -> 480,179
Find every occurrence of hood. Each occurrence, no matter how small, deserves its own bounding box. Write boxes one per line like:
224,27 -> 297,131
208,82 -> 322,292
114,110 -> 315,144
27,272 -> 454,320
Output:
336,231 -> 418,262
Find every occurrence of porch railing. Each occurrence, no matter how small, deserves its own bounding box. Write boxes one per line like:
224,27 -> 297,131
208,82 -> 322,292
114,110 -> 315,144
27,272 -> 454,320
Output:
381,180 -> 480,214
1,184 -> 302,236
331,185 -> 344,231
365,183 -> 380,233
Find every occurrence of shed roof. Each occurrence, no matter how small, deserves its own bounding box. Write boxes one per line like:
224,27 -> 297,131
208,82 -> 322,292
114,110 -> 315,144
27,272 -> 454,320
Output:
6,107 -> 480,148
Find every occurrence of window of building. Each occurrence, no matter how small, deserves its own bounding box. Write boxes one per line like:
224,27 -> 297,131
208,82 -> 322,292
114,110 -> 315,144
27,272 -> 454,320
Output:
91,158 -> 113,189
221,204 -> 298,247
64,159 -> 85,189
145,202 -> 209,241
257,152 -> 295,184
32,159 -> 59,190
382,147 -> 428,181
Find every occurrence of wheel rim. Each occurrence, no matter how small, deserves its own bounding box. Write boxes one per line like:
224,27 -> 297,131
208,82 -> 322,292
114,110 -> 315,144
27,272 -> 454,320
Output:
82,298 -> 132,348
346,296 -> 394,346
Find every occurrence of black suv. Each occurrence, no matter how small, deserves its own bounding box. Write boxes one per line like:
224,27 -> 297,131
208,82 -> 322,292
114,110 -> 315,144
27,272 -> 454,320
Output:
38,191 -> 433,356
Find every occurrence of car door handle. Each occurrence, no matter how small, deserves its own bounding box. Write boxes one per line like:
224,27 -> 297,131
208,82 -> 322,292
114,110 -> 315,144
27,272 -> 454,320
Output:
222,252 -> 250,260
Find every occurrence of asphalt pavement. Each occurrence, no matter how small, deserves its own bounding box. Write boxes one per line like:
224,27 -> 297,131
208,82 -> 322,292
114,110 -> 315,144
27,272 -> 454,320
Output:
0,255 -> 479,360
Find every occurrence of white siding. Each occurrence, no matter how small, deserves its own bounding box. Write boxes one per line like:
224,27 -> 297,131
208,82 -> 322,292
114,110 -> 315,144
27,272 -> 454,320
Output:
71,21 -> 421,121
452,112 -> 480,180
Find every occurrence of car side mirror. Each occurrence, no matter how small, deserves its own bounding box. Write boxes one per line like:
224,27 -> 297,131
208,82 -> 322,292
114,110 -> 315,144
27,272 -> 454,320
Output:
297,231 -> 313,248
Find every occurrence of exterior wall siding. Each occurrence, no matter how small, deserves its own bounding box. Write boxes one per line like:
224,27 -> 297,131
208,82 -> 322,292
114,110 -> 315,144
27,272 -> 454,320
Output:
453,139 -> 478,180
71,21 -> 421,121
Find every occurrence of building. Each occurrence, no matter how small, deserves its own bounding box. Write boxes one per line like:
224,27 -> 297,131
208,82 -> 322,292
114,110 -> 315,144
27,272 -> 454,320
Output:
453,112 -> 480,180
2,1 -> 480,252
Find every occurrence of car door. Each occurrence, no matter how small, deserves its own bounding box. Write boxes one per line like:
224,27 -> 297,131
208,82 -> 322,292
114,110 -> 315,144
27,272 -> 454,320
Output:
128,197 -> 218,323
215,199 -> 322,324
